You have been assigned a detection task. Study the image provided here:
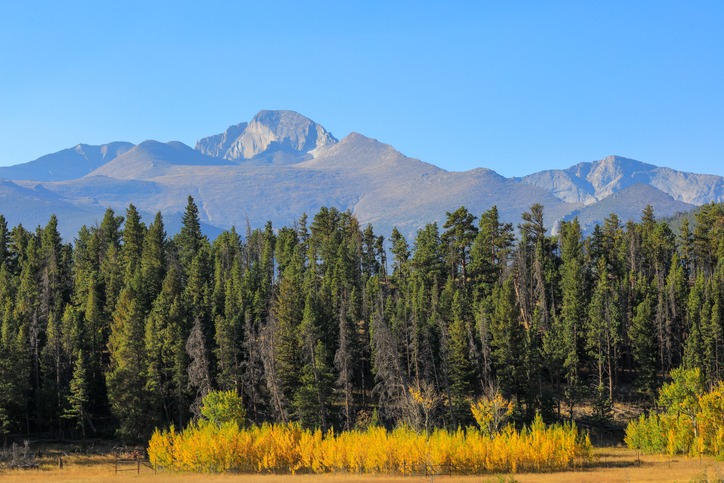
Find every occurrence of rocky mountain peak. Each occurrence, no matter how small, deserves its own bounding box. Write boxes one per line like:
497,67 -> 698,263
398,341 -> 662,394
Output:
195,110 -> 337,162
194,122 -> 247,158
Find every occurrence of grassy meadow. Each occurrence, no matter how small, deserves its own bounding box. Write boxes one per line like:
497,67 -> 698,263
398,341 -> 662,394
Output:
1,447 -> 723,483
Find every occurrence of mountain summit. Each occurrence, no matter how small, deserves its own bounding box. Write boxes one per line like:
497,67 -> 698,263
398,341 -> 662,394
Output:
195,110 -> 337,163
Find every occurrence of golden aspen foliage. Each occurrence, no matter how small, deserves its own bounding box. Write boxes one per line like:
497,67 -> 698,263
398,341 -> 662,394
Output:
470,391 -> 514,435
625,369 -> 724,457
148,416 -> 591,474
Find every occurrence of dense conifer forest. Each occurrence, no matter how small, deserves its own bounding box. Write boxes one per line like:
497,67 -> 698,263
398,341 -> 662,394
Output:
1,196 -> 723,443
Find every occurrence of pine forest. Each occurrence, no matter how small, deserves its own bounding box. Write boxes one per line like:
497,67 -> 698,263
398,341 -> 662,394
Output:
1,196 -> 724,458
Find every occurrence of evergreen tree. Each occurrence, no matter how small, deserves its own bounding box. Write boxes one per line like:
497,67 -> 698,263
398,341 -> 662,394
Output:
470,205 -> 514,296
545,218 -> 584,419
175,196 -> 204,275
145,263 -> 190,427
263,247 -> 304,421
213,260 -> 244,392
121,204 -> 146,277
390,227 -> 410,282
0,214 -> 9,268
445,288 -> 474,424
14,235 -> 42,428
490,279 -> 526,402
293,340 -> 335,430
106,285 -> 151,441
586,259 -> 621,413
412,223 -> 444,288
63,349 -> 90,438
140,212 -> 166,313
441,206 -> 478,286
629,280 -> 658,401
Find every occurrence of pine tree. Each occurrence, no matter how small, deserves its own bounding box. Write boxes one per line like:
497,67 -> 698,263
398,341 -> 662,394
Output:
629,279 -> 658,401
63,349 -> 90,438
470,205 -> 514,296
262,247 -> 304,421
145,263 -> 190,427
14,235 -> 42,429
586,259 -> 621,413
490,279 -> 526,402
39,215 -> 68,330
684,273 -> 706,374
140,212 -> 166,313
214,261 -> 244,392
663,252 -> 687,372
515,204 -> 556,415
441,206 -> 478,286
545,218 -> 584,419
293,339 -> 335,430
175,195 -> 204,275
106,285 -> 151,441
412,223 -> 444,288
390,227 -> 410,282
445,288 -> 474,424
121,204 -> 146,277
0,214 -> 9,268
40,311 -> 68,435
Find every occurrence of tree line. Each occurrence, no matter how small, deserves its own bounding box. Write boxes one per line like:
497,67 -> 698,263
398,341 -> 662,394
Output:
0,197 -> 723,442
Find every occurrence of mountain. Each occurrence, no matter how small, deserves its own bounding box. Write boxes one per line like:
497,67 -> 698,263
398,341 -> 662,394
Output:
195,110 -> 337,164
0,142 -> 134,181
298,133 -> 574,237
1,110 -> 723,241
563,184 -> 696,232
90,140 -> 235,180
519,155 -> 724,206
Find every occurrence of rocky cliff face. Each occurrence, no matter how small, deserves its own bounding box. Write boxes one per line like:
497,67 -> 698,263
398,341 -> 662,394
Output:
195,110 -> 337,161
194,122 -> 247,158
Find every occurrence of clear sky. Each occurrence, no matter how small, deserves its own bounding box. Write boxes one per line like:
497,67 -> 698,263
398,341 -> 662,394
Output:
1,1 -> 723,177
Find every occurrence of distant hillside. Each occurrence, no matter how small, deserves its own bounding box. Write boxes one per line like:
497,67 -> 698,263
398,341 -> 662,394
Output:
562,184 -> 696,233
0,142 -> 133,182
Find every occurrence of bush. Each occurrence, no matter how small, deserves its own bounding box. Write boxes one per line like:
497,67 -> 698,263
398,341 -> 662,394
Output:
199,390 -> 246,427
625,368 -> 724,457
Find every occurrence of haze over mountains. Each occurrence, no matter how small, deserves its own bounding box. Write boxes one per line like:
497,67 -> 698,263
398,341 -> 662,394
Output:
1,110 -> 722,240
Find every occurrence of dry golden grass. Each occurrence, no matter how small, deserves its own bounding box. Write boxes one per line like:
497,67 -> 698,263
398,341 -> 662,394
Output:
0,447 -> 722,483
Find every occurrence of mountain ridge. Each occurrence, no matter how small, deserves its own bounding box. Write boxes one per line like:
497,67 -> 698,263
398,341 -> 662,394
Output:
1,110 -> 722,240
518,155 -> 724,206
0,141 -> 134,182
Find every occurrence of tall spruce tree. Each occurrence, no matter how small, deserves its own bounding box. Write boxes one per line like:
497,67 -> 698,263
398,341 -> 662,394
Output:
106,283 -> 151,441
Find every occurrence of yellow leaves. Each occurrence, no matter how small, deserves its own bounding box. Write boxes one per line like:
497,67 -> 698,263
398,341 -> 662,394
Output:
147,418 -> 591,474
626,380 -> 724,457
470,391 -> 514,435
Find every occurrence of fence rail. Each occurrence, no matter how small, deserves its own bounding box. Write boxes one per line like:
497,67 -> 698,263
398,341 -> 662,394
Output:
114,456 -> 155,475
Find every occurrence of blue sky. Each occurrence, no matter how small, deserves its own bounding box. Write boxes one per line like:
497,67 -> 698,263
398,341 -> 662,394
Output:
1,1 -> 723,177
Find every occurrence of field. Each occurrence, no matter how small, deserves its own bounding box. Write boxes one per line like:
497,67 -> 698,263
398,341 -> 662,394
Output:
1,448 -> 723,483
